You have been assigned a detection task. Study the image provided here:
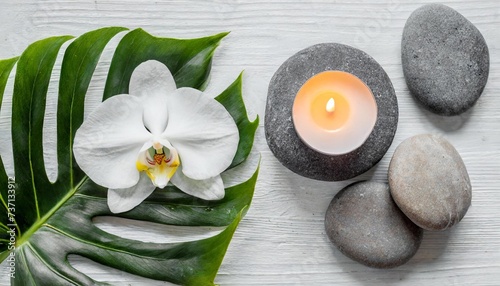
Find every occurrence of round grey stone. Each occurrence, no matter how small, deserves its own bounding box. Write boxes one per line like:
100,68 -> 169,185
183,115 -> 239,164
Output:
388,134 -> 472,231
265,43 -> 398,181
325,181 -> 423,268
402,4 -> 489,116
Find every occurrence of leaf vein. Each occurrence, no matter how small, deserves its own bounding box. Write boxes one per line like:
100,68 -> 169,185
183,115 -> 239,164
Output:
28,47 -> 53,221
67,42 -> 96,189
19,247 -> 37,285
44,224 -> 166,261
26,242 -> 79,285
0,221 -> 10,231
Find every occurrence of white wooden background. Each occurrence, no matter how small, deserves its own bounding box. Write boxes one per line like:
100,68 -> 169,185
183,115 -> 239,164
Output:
0,0 -> 499,285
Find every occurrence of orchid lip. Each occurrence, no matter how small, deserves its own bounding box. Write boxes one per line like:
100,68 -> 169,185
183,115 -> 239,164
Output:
137,142 -> 180,189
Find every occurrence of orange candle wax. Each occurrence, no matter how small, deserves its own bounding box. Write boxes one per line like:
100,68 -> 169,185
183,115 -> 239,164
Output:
292,71 -> 377,155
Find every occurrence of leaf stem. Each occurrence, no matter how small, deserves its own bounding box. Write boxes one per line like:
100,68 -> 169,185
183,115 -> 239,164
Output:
16,177 -> 88,246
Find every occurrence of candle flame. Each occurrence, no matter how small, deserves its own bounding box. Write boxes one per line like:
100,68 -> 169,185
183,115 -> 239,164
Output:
326,98 -> 335,113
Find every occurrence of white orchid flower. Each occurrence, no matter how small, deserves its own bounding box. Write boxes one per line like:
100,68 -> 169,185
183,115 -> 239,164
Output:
73,60 -> 239,213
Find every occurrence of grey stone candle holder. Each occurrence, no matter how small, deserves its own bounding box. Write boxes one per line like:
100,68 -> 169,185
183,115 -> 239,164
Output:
265,43 -> 398,181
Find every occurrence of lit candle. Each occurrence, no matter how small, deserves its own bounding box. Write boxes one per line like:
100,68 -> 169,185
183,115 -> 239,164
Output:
292,71 -> 377,155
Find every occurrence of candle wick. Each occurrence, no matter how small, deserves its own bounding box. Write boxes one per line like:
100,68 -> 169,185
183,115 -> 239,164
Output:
326,98 -> 335,113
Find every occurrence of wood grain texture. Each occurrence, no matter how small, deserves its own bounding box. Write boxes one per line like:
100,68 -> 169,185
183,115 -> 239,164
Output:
0,0 -> 499,285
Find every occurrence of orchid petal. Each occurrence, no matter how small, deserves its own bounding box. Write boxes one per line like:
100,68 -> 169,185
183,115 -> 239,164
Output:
73,94 -> 152,189
171,167 -> 225,200
129,60 -> 176,98
107,172 -> 156,213
142,91 -> 169,135
163,87 -> 239,180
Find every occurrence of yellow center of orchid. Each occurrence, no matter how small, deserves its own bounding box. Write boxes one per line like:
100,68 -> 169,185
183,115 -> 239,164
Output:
136,143 -> 180,188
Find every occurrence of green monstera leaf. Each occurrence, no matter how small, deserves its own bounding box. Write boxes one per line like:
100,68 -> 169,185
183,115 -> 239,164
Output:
0,27 -> 259,285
